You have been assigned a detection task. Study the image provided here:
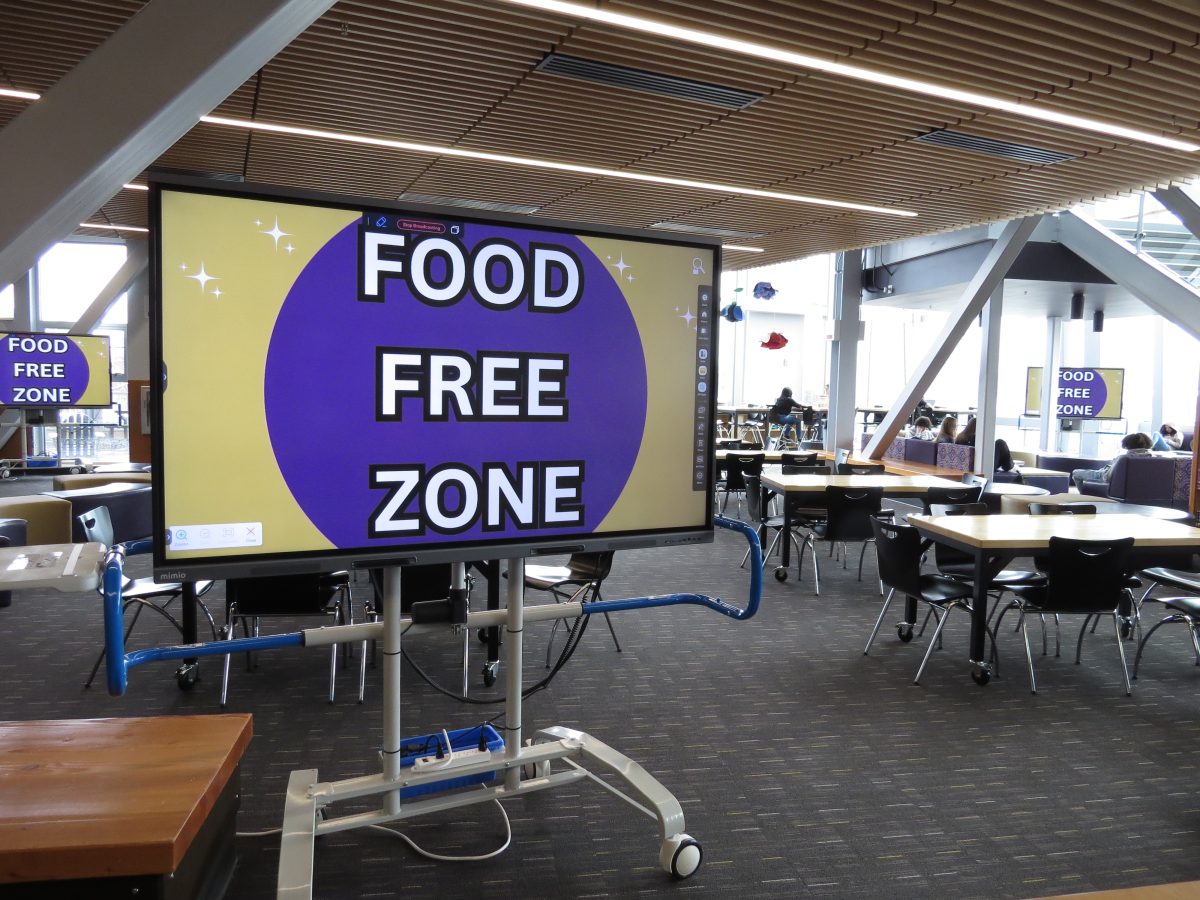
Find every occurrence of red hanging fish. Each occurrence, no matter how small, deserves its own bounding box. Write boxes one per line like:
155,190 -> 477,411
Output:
760,331 -> 788,349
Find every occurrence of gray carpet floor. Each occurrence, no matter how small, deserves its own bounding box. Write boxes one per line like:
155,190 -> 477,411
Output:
2,477 -> 1199,898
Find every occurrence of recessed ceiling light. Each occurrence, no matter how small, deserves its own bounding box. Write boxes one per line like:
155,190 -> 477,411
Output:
651,222 -> 766,239
201,115 -> 917,217
499,0 -> 1199,153
123,183 -> 149,191
80,222 -> 149,233
724,244 -> 764,253
0,87 -> 40,101
398,191 -> 540,214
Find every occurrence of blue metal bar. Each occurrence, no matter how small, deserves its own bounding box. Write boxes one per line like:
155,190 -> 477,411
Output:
581,515 -> 762,621
102,513 -> 761,695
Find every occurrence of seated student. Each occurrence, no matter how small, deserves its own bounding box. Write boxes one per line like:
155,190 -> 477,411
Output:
908,415 -> 936,440
1071,432 -> 1154,489
768,387 -> 803,446
954,417 -> 977,446
935,415 -> 958,444
994,438 -> 1016,472
1151,422 -> 1183,452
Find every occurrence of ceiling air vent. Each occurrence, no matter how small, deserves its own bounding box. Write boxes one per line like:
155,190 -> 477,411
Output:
650,222 -> 766,239
397,192 -> 540,215
912,129 -> 1075,165
536,52 -> 761,109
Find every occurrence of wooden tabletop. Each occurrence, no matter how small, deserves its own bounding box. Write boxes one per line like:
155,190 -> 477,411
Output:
0,714 -> 253,883
908,513 -> 1200,551
715,449 -> 820,462
0,543 -> 105,592
762,473 -> 965,494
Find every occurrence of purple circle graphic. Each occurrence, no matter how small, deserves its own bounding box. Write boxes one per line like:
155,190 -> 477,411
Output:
265,221 -> 647,549
0,334 -> 89,405
1058,368 -> 1107,416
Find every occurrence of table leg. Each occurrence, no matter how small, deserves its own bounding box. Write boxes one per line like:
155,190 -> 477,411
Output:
176,582 -> 199,691
775,493 -> 792,580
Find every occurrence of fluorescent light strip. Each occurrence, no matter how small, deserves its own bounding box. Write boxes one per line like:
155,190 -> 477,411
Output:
201,115 -> 917,217
80,222 -> 149,233
724,244 -> 764,252
0,87 -> 40,101
123,183 -> 149,191
500,0 -> 1199,153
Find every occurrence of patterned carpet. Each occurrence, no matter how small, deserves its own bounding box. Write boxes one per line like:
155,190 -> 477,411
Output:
2,478 -> 1199,899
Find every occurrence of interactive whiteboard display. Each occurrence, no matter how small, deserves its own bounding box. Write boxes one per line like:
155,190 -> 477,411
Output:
152,180 -> 718,579
0,332 -> 111,408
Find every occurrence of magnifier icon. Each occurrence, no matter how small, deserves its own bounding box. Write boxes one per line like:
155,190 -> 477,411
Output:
692,258 -> 705,275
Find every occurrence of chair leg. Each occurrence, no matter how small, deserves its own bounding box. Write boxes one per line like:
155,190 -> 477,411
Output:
811,539 -> 821,595
1112,613 -> 1132,696
602,612 -> 622,652
328,640 -> 338,704
1021,612 -> 1037,694
916,606 -> 934,638
864,588 -> 895,655
857,541 -> 870,582
914,604 -> 953,685
220,621 -> 234,707
1132,614 -> 1180,678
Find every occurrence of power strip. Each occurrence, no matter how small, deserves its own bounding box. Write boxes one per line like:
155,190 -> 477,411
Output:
411,747 -> 492,773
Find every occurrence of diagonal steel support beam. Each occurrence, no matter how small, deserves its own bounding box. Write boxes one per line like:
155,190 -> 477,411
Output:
1057,211 -> 1200,342
0,0 -> 336,292
862,215 -> 1040,459
69,242 -> 149,336
1153,185 -> 1200,243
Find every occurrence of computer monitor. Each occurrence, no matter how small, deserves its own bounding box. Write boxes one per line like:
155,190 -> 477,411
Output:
151,178 -> 719,580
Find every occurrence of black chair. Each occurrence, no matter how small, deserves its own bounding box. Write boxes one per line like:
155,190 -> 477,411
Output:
921,485 -> 983,515
799,406 -> 819,442
780,451 -> 818,474
796,486 -> 883,595
719,453 -> 764,518
1007,537 -> 1137,695
524,551 -> 619,667
837,462 -> 886,476
745,474 -> 801,571
1132,567 -> 1200,679
221,571 -> 352,706
865,517 -> 981,684
962,473 -> 988,488
78,505 -> 216,689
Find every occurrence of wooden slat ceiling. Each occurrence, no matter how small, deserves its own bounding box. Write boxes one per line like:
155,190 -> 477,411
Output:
3,0 -> 1200,268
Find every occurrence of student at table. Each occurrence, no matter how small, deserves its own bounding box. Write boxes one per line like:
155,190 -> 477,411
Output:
935,415 -> 958,444
954,417 -> 976,445
907,415 -> 936,440
768,387 -> 804,444
1071,432 -> 1153,489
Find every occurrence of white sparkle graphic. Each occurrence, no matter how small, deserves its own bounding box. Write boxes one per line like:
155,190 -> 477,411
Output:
254,219 -> 263,227
627,273 -> 634,283
611,256 -> 630,276
262,216 -> 290,250
178,263 -> 188,271
680,307 -> 695,327
284,243 -> 295,254
211,287 -> 223,299
186,262 -> 218,292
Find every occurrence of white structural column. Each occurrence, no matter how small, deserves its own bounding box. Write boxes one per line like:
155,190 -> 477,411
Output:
1153,186 -> 1200,242
69,241 -> 149,336
863,215 -> 1040,459
1080,324 -> 1102,457
1038,317 -> 1063,451
974,285 -> 1003,475
826,250 -> 863,453
0,0 -> 336,292
1057,212 -> 1200,341
126,272 -> 151,384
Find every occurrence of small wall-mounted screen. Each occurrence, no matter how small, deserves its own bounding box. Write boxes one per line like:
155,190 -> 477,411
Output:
0,331 -> 112,408
1025,366 -> 1125,419
152,181 -> 718,579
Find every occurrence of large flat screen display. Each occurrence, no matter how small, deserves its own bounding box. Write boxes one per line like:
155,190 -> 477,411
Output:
151,179 -> 718,580
0,332 -> 111,408
1025,366 -> 1124,419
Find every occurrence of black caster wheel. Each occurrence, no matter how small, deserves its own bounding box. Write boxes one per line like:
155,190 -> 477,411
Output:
0,468 -> 11,479
897,624 -> 914,643
477,628 -> 489,643
482,662 -> 498,687
175,663 -> 199,691
69,465 -> 83,475
773,567 -> 788,582
1120,620 -> 1133,640
971,665 -> 991,686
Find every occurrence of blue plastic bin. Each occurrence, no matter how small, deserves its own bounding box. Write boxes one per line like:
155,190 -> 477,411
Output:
399,724 -> 504,798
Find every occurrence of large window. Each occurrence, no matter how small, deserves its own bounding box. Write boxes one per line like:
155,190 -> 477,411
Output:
35,241 -> 127,325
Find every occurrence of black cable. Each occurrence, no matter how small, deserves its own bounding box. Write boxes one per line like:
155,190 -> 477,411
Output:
399,612 -> 591,706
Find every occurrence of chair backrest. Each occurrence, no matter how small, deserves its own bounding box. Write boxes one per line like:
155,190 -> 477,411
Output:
369,563 -> 453,613
725,453 -> 764,490
1042,537 -> 1134,612
780,452 -> 817,467
77,505 -> 115,546
922,484 -> 983,514
227,572 -> 347,616
871,517 -> 925,597
787,464 -> 831,476
928,502 -> 987,569
837,462 -> 886,475
567,551 -> 614,582
962,473 -> 988,487
1028,502 -> 1097,515
823,486 -> 883,541
800,406 -> 816,426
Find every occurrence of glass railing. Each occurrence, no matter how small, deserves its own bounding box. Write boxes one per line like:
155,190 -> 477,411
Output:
1074,189 -> 1200,286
